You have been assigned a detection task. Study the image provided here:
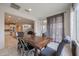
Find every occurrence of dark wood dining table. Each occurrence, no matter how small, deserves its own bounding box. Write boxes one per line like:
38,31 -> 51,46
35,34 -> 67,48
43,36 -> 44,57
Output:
24,36 -> 51,56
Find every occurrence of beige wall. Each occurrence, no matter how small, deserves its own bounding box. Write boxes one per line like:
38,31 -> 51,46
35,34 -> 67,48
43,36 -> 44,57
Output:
64,10 -> 70,36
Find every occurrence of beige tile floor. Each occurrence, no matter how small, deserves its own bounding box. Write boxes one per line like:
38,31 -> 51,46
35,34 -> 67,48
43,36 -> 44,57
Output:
0,47 -> 19,56
0,32 -> 19,56
5,32 -> 17,48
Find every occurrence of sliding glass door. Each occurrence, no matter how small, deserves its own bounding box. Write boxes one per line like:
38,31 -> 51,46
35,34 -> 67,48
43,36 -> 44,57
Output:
47,13 -> 64,43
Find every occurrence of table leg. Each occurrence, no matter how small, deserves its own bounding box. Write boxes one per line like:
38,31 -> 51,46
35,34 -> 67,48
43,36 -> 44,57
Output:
34,48 -> 38,56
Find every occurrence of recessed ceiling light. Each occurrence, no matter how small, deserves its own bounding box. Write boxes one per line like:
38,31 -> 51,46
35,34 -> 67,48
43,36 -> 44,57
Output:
28,8 -> 32,12
25,8 -> 32,12
8,16 -> 11,18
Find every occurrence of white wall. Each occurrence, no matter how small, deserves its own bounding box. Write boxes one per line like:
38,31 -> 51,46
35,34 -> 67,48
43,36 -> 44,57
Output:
0,9 -> 5,49
0,4 -> 36,49
70,4 -> 79,56
76,5 -> 79,55
34,20 -> 43,36
74,4 -> 79,56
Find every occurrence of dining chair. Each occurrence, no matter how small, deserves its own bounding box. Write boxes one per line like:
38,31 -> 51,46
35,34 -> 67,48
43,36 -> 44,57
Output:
16,32 -> 35,56
39,39 -> 70,56
54,39 -> 70,56
16,32 -> 24,55
72,40 -> 77,56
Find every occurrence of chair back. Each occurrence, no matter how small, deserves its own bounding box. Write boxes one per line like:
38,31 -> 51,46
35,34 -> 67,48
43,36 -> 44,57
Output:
72,41 -> 77,56
16,32 -> 24,37
17,32 -> 29,49
16,32 -> 24,44
56,39 -> 69,56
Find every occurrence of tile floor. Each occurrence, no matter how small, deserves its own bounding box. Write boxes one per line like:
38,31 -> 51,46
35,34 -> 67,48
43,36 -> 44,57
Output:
0,47 -> 19,56
0,32 -> 19,56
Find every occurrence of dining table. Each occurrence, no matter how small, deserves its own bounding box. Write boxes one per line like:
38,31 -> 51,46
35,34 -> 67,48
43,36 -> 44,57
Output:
24,36 -> 52,56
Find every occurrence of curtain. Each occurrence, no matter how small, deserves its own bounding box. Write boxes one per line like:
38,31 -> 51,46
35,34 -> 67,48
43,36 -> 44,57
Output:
47,13 -> 64,43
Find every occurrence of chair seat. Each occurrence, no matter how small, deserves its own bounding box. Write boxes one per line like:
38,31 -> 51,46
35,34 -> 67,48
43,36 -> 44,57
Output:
41,47 -> 56,56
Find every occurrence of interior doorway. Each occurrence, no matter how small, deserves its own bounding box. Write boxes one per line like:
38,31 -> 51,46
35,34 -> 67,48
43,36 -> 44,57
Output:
4,13 -> 34,48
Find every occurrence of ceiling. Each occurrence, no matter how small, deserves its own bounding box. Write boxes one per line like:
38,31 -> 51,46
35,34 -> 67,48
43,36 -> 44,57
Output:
16,3 -> 71,19
0,3 -> 71,20
5,13 -> 34,25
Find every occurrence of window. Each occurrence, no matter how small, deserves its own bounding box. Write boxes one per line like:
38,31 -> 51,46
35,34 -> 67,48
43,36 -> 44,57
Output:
76,4 -> 79,43
47,13 -> 64,43
72,3 -> 79,44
